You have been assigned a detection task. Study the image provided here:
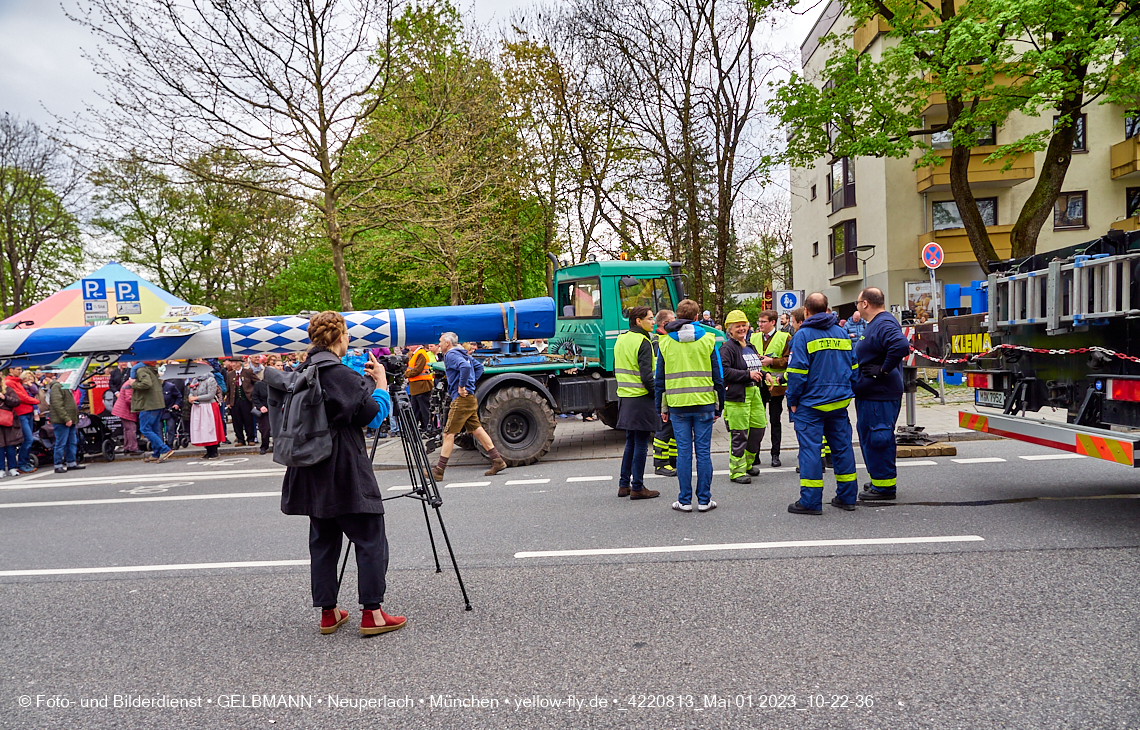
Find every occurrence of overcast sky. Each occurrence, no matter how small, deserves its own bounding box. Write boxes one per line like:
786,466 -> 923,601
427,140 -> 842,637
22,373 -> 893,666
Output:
0,0 -> 824,130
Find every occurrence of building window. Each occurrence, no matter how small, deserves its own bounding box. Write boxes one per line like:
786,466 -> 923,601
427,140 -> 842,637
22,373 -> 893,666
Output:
931,124 -> 997,149
1054,114 -> 1087,152
1054,192 -> 1087,230
830,220 -> 858,279
811,184 -> 817,200
812,241 -> 819,257
931,198 -> 997,231
1126,113 -> 1140,140
830,157 -> 855,213
1127,188 -> 1140,219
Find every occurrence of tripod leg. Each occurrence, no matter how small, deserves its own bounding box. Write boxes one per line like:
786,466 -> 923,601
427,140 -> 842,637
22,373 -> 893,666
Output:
336,540 -> 353,594
431,505 -> 473,611
421,499 -> 442,573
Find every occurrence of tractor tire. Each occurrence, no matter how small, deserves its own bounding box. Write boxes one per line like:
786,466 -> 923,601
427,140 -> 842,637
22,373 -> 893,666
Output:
480,386 -> 556,467
596,401 -> 620,429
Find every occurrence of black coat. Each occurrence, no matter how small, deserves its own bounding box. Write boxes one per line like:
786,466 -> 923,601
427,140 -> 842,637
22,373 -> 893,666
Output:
280,351 -> 384,519
616,325 -> 659,432
720,337 -> 760,403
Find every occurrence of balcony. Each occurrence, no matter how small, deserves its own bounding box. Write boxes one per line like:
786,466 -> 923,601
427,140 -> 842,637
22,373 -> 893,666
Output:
1110,137 -> 1140,179
918,224 -> 1014,265
853,16 -> 890,53
920,69 -> 1021,115
916,147 -> 1035,193
1110,216 -> 1140,232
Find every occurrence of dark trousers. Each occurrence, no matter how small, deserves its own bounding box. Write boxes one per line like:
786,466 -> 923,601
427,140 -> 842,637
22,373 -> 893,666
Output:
856,398 -> 901,493
411,391 -> 432,432
620,429 -> 651,491
231,398 -> 257,443
309,513 -> 390,608
257,414 -> 270,450
760,385 -> 784,456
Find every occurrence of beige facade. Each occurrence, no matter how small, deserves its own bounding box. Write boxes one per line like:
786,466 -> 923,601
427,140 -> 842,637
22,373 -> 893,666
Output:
790,1 -> 1140,315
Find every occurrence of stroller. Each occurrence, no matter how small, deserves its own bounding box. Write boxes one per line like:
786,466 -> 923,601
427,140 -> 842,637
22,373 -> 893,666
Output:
27,414 -> 115,467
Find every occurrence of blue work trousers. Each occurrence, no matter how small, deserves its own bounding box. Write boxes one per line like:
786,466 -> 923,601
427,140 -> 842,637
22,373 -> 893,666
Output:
17,413 -> 33,469
138,409 -> 172,457
673,411 -> 714,506
794,405 -> 857,509
856,398 -> 901,493
53,423 -> 78,466
620,429 -> 651,492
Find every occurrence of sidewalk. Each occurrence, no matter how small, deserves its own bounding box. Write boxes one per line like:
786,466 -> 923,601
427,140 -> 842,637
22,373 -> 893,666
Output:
371,401 -> 1072,469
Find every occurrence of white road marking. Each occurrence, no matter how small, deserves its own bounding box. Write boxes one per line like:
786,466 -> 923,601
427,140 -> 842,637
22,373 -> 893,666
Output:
3,471 -> 52,486
1020,454 -> 1086,461
896,461 -> 939,467
0,468 -> 286,491
566,476 -> 612,482
952,457 -> 1007,464
644,474 -> 666,479
387,486 -> 413,491
0,559 -> 309,577
444,481 -> 491,488
505,479 -> 550,485
712,470 -> 729,475
515,535 -> 985,559
0,492 -> 279,509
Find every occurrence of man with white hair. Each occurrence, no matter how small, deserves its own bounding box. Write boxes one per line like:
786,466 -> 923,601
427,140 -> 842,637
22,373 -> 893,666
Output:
431,332 -> 508,480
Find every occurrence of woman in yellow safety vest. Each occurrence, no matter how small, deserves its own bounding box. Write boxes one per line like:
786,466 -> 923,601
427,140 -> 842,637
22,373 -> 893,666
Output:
614,306 -> 661,501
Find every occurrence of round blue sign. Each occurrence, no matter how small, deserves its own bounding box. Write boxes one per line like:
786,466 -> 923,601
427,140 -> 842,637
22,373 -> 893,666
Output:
779,292 -> 797,309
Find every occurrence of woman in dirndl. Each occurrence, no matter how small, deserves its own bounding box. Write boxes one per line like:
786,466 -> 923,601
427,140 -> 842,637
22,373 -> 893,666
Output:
187,365 -> 224,459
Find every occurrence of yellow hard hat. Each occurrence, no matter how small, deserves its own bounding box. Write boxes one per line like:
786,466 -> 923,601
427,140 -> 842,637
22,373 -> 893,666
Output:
724,309 -> 749,325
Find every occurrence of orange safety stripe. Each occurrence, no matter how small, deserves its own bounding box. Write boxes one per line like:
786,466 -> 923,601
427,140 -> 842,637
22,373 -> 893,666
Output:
958,412 -> 989,432
1075,433 -> 1133,466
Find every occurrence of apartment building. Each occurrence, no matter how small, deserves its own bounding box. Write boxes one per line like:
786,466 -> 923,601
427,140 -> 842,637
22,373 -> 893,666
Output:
790,1 -> 1140,317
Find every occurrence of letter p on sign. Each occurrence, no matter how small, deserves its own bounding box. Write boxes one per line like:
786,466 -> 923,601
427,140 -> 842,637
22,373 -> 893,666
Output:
81,279 -> 106,300
116,281 -> 140,302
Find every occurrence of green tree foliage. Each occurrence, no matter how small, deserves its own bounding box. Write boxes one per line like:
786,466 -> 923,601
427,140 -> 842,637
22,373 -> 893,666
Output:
771,0 -> 1140,269
90,150 -> 304,318
337,0 -> 547,307
0,115 -> 84,318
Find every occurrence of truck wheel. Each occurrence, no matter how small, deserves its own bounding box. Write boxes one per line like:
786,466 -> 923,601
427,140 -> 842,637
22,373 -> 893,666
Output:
596,402 -> 620,429
481,386 -> 556,467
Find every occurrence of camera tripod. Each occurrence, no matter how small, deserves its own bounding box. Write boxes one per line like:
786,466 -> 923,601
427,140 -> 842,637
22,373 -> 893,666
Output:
342,388 -> 472,611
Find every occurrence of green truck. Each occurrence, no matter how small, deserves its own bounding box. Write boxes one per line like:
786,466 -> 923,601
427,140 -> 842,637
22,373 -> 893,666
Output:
435,258 -> 701,466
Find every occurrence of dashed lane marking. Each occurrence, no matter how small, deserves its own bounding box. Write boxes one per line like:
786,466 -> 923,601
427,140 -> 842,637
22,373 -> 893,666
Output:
444,481 -> 491,488
952,457 -> 1007,464
0,492 -> 279,509
0,559 -> 309,577
566,476 -> 613,482
0,468 -> 286,490
514,535 -> 985,559
505,479 -> 551,485
1020,454 -> 1087,461
895,461 -> 939,467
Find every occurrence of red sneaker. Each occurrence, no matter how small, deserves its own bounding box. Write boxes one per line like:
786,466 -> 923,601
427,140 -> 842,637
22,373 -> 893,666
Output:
360,607 -> 407,636
319,608 -> 349,635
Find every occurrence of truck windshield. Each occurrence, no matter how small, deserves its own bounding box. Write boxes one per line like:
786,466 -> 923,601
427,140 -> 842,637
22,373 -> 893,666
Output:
558,278 -> 602,318
618,276 -> 674,318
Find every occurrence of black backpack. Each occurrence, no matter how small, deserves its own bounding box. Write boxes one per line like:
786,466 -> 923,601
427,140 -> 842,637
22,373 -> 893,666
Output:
263,351 -> 341,467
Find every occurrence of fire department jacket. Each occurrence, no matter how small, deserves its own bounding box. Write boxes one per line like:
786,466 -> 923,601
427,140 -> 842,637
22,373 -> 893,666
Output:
785,312 -> 858,412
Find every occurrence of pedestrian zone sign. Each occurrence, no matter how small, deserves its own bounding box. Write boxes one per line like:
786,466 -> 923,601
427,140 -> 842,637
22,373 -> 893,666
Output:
775,290 -> 803,315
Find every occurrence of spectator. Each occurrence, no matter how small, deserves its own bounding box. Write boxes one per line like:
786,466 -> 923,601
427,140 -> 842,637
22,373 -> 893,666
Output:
251,357 -> 276,454
720,310 -> 767,484
111,376 -> 140,455
131,360 -> 173,463
698,310 -> 716,328
403,344 -> 436,433
750,310 -> 791,468
5,366 -> 39,473
656,299 -> 724,513
780,312 -> 795,334
844,310 -> 867,342
228,359 -> 259,446
188,364 -> 225,460
651,309 -> 678,477
45,371 -> 85,473
0,380 -> 24,477
108,361 -> 130,394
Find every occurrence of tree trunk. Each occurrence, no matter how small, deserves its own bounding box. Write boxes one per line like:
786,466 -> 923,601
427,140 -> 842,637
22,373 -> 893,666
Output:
1009,85 -> 1084,260
946,100 -> 999,274
323,194 -> 352,311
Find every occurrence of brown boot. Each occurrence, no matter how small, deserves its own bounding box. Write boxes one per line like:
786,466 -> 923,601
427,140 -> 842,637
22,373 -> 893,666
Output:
484,458 -> 507,476
630,488 -> 660,500
431,465 -> 445,481
617,486 -> 631,498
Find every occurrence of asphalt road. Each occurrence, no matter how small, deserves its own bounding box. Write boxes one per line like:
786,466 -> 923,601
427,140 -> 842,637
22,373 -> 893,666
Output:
0,438 -> 1137,729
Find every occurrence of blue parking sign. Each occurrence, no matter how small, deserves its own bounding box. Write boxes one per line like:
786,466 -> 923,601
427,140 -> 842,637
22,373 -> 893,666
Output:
81,279 -> 106,300
115,281 -> 140,302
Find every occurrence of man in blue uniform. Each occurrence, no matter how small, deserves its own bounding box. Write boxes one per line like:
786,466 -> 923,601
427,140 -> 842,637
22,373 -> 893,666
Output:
853,287 -> 911,501
785,293 -> 859,515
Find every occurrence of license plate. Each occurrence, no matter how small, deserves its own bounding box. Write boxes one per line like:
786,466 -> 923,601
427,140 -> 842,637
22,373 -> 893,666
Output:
975,389 -> 1005,408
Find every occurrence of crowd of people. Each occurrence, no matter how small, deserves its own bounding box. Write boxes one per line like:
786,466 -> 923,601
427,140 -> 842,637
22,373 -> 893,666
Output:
614,288 -> 909,515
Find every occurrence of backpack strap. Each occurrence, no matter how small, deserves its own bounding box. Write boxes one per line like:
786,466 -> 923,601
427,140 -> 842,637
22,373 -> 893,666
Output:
305,350 -> 342,369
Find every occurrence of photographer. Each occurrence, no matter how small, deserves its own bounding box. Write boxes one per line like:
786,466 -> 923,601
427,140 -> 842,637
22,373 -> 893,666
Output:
430,332 -> 508,480
280,311 -> 406,637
